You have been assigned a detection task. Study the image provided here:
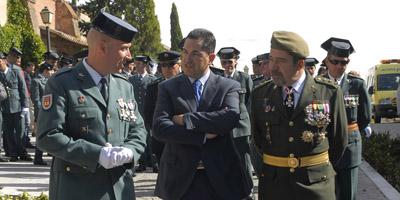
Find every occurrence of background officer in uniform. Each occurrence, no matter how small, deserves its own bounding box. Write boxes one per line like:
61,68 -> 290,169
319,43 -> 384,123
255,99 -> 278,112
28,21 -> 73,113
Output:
0,52 -> 10,162
121,58 -> 135,79
129,55 -> 157,172
217,47 -> 254,196
251,56 -> 264,87
251,31 -> 348,200
305,57 -> 319,77
153,28 -> 252,200
144,50 -> 181,166
30,63 -> 55,165
36,10 -> 147,200
321,37 -> 372,200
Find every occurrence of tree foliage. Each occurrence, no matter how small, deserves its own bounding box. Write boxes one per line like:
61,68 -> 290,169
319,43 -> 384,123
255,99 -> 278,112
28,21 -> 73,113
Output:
78,0 -> 163,58
2,0 -> 46,66
170,3 -> 182,51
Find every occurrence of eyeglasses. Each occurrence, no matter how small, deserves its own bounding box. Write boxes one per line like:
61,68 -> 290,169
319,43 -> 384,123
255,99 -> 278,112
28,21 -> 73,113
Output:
328,58 -> 349,65
221,60 -> 234,65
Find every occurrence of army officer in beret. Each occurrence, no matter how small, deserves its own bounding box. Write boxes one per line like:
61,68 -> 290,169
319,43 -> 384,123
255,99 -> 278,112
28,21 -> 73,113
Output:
321,37 -> 371,200
251,31 -> 348,200
36,10 -> 147,200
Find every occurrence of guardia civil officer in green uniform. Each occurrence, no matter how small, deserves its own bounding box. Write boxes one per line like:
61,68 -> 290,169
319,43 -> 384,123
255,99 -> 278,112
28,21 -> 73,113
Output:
129,55 -> 157,172
251,56 -> 265,88
36,10 -> 147,200
143,51 -> 181,166
217,47 -> 254,195
321,37 -> 372,200
305,57 -> 319,77
31,63 -> 55,166
251,31 -> 348,200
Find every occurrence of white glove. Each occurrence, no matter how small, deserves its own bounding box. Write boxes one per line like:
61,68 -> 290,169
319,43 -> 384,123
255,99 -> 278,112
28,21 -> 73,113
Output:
98,146 -> 115,169
111,146 -> 134,165
364,126 -> 372,138
22,107 -> 29,112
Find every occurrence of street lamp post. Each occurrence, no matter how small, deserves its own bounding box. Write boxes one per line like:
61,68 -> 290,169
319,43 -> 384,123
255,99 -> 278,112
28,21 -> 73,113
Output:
40,6 -> 53,52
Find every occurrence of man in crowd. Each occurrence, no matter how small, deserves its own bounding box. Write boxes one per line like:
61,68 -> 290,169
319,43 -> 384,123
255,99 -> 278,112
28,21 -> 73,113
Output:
153,28 -> 252,200
36,10 -> 147,200
305,57 -> 319,76
121,58 -> 135,79
129,55 -> 157,172
0,52 -> 10,162
59,56 -> 73,69
321,37 -> 372,200
251,31 -> 348,200
144,50 -> 181,166
251,56 -> 264,87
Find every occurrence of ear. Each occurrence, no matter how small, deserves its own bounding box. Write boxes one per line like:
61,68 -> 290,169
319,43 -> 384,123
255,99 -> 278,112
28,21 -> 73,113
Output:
208,53 -> 216,64
99,39 -> 107,56
297,59 -> 305,70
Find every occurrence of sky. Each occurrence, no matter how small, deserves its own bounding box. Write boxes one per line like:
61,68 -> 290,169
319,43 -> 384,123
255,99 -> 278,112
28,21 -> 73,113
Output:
78,0 -> 400,78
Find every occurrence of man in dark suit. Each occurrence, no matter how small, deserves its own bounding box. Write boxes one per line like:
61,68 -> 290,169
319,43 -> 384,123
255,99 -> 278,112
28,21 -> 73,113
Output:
217,47 -> 254,195
36,10 -> 147,200
321,37 -> 372,200
144,50 -> 181,165
251,31 -> 348,200
0,49 -> 31,162
153,28 -> 252,200
129,55 -> 157,172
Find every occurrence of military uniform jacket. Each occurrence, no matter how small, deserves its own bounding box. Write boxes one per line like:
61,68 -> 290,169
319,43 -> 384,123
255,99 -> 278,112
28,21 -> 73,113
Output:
326,73 -> 371,168
30,73 -> 47,121
251,74 -> 348,199
36,63 -> 147,200
143,76 -> 164,130
153,72 -> 251,200
128,73 -> 157,115
231,70 -> 253,138
0,65 -> 29,114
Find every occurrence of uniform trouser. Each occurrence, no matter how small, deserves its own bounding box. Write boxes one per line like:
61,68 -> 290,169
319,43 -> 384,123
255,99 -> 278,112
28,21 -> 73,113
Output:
3,112 -> 27,157
336,166 -> 359,200
249,137 -> 263,178
22,110 -> 31,145
138,132 -> 156,168
233,136 -> 254,190
34,147 -> 44,162
151,135 -> 164,165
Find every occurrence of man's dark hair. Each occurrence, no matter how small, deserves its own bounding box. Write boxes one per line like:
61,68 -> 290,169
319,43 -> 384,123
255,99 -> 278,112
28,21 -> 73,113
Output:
186,28 -> 216,53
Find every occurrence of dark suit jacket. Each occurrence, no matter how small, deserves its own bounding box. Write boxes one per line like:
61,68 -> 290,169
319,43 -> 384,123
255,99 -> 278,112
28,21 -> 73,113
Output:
152,72 -> 251,200
1,65 -> 29,114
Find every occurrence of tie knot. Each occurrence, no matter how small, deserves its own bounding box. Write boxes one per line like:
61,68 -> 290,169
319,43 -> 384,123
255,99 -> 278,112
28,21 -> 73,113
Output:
284,86 -> 294,95
100,77 -> 108,85
193,79 -> 202,88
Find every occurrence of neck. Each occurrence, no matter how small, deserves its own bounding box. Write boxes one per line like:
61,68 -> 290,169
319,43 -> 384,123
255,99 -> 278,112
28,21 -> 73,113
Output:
87,56 -> 108,76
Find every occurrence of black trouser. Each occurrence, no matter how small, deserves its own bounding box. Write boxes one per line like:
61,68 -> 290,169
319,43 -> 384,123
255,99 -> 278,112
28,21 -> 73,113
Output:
233,136 -> 254,190
151,135 -> 164,165
3,112 -> 27,157
181,170 -> 220,200
138,132 -> 156,168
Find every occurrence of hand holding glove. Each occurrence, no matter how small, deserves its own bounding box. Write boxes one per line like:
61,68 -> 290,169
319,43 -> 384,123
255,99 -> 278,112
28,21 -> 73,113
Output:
98,146 -> 134,169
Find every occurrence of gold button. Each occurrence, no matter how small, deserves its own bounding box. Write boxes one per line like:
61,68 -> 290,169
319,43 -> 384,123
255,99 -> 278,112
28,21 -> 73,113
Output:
289,121 -> 294,126
265,122 -> 269,126
81,113 -> 86,118
321,175 -> 327,180
107,113 -> 111,119
290,168 -> 295,173
66,166 -> 71,172
289,153 -> 295,158
289,137 -> 294,142
81,127 -> 87,132
108,128 -> 112,134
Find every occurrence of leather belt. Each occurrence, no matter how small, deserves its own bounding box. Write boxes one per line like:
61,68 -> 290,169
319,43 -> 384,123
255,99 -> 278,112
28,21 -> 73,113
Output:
263,151 -> 329,168
348,122 -> 359,133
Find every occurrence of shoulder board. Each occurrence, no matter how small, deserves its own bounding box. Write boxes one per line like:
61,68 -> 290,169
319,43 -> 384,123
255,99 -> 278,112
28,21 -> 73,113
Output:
347,73 -> 363,80
252,75 -> 264,82
54,66 -> 73,77
253,79 -> 272,91
149,77 -> 164,86
111,73 -> 128,81
314,76 -> 337,87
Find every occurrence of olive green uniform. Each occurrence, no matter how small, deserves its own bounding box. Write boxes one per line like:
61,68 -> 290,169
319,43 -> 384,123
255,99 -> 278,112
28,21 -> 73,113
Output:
36,63 -> 147,200
251,75 -> 348,200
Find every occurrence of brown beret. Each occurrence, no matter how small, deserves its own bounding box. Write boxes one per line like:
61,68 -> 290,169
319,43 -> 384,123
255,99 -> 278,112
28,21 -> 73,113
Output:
270,31 -> 309,58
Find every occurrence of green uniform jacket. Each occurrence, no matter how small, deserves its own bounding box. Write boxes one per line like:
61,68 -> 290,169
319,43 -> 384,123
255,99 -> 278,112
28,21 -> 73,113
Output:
30,73 -> 47,121
128,73 -> 157,116
331,73 -> 371,168
36,63 -> 147,200
251,74 -> 348,200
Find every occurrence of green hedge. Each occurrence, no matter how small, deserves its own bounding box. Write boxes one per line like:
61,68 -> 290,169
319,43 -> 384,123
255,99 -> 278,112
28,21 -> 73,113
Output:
362,132 -> 400,191
0,192 -> 48,200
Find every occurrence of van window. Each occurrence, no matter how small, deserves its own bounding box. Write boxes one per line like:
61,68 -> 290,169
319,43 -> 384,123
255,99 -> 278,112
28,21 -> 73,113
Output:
377,74 -> 400,90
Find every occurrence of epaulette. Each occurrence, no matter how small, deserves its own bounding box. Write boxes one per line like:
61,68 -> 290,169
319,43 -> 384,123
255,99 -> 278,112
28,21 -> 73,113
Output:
252,75 -> 264,82
111,73 -> 129,81
347,73 -> 363,80
148,76 -> 164,86
54,66 -> 73,77
314,76 -> 337,88
253,79 -> 272,91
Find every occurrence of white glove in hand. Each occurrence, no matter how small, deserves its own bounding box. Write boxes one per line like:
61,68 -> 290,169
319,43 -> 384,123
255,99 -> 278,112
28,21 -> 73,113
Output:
111,147 -> 134,165
22,107 -> 29,112
365,126 -> 372,138
98,147 -> 115,169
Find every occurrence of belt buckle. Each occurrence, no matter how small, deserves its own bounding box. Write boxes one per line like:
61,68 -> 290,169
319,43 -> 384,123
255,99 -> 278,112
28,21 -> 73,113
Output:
288,157 -> 299,168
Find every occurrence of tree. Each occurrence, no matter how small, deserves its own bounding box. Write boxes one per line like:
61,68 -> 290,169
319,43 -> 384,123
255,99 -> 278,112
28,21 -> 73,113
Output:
5,0 -> 46,66
78,0 -> 163,58
170,3 -> 182,51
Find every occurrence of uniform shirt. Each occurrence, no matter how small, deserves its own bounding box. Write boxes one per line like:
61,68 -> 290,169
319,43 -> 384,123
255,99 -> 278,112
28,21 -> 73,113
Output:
328,73 -> 345,85
83,59 -> 104,89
